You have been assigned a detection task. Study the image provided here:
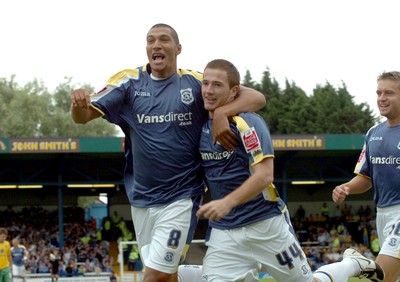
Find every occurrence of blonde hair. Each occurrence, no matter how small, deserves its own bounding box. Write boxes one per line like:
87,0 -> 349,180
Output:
377,71 -> 400,82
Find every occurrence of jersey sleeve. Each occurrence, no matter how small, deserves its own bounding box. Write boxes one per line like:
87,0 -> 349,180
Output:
233,113 -> 274,165
90,68 -> 141,124
354,127 -> 373,178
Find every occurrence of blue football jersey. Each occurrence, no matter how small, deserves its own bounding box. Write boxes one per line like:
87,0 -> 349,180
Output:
91,65 -> 207,207
11,245 -> 26,266
199,112 -> 285,229
355,121 -> 400,208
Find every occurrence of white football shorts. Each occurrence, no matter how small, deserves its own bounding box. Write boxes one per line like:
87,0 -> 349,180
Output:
131,197 -> 200,274
202,210 -> 313,282
376,204 -> 400,259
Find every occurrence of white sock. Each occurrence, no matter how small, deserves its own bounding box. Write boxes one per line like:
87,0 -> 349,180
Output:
177,265 -> 203,282
314,258 -> 359,282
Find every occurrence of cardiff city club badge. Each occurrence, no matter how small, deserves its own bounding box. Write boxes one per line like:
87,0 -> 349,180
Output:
180,88 -> 194,105
164,251 -> 174,262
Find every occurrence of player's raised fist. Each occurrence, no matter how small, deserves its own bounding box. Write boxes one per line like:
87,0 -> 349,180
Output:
70,88 -> 91,109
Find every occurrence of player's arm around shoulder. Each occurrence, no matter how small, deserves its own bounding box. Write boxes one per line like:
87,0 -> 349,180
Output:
237,85 -> 266,111
214,86 -> 266,121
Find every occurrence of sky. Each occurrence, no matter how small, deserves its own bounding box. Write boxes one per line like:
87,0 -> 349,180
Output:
1,0 -> 400,117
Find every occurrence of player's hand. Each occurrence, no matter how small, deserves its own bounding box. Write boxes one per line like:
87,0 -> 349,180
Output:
212,110 -> 238,151
70,89 -> 91,109
196,199 -> 232,221
332,184 -> 350,204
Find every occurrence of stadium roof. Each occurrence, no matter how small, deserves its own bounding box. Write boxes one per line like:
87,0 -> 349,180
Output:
0,134 -> 363,187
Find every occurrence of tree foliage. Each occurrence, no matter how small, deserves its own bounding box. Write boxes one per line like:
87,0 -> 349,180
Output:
0,76 -> 117,138
245,68 -> 379,134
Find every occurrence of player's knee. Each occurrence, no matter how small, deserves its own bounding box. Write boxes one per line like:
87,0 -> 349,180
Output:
376,254 -> 400,281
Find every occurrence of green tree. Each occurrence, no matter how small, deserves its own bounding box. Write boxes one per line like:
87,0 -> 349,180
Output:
309,82 -> 377,133
242,70 -> 256,89
0,76 -> 117,137
251,68 -> 281,132
275,80 -> 314,134
244,67 -> 377,134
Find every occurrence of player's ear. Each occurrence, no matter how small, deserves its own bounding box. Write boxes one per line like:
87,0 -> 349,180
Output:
230,85 -> 240,100
176,44 -> 182,55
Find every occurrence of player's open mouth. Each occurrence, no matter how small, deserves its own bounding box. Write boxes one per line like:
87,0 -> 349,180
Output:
152,54 -> 165,61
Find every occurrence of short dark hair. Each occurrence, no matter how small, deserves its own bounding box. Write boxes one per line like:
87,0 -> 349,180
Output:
204,59 -> 240,88
0,228 -> 8,235
149,23 -> 180,45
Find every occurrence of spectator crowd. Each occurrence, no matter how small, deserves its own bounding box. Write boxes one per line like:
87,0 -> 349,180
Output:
2,206 -> 118,278
291,203 -> 379,271
1,202 -> 379,276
